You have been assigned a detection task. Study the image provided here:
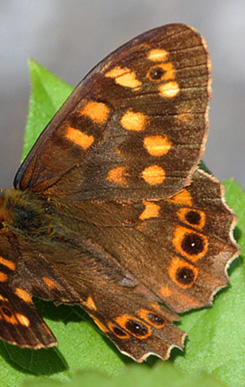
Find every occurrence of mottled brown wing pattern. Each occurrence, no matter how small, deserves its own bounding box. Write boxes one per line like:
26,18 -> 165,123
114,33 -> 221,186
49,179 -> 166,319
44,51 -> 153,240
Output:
0,24 -> 239,362
51,167 -> 238,312
0,230 -> 56,348
11,168 -> 236,361
0,214 -> 186,361
15,222 -> 187,362
15,24 -> 211,201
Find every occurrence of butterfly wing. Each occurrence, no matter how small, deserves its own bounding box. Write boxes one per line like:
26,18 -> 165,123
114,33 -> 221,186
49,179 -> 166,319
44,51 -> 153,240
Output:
15,23 -> 211,201
32,168 -> 236,360
11,167 -> 238,359
5,24 -> 239,361
15,234 -> 186,361
75,169 -> 238,313
0,230 -> 57,348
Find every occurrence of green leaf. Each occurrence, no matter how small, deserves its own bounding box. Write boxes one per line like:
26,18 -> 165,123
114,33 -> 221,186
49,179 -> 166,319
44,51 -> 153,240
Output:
24,363 -> 228,387
0,61 -> 243,387
21,59 -> 73,160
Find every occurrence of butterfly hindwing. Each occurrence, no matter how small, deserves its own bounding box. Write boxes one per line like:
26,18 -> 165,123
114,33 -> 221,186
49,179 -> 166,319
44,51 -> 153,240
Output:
15,225 -> 187,361
51,168 -> 238,315
0,219 -> 185,360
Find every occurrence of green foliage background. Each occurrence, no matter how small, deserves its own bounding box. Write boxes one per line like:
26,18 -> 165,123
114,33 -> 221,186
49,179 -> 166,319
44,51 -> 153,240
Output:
0,61 -> 244,387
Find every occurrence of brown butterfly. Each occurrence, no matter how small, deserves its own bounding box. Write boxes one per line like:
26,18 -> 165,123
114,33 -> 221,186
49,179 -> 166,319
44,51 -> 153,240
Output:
0,23 -> 239,362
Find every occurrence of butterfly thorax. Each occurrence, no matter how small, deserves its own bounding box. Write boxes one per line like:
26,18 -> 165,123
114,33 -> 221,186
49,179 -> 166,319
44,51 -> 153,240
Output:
0,188 -> 61,240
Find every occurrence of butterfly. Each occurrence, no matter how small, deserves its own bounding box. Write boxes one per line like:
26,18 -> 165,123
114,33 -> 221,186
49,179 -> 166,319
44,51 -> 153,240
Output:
0,23 -> 239,362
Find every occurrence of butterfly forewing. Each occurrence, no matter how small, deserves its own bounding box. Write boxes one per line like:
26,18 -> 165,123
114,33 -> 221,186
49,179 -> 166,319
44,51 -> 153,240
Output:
15,24 -> 211,201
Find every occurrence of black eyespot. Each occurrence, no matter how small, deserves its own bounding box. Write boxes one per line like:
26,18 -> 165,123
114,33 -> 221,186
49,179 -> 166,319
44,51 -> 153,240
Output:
2,307 -> 12,317
176,266 -> 196,285
0,223 -> 4,230
125,319 -> 148,336
147,313 -> 165,326
149,66 -> 165,80
185,210 -> 201,225
113,326 -> 128,337
181,232 -> 204,255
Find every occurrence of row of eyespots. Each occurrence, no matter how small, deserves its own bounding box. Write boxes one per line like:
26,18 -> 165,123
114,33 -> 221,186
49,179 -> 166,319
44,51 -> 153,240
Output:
169,206 -> 208,288
106,309 -> 167,340
173,204 -> 208,264
136,201 -> 205,289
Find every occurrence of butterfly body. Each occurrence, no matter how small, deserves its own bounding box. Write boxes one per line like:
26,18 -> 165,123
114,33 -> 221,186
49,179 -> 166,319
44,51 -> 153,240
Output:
0,24 -> 239,362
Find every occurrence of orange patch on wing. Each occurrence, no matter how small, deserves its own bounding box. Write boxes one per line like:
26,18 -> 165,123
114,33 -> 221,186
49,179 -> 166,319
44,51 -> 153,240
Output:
176,208 -> 206,230
65,127 -> 94,149
175,292 -> 199,308
15,288 -> 32,304
177,112 -> 194,122
0,272 -> 8,282
105,66 -> 142,89
43,277 -> 57,290
173,226 -> 208,261
147,48 -> 169,62
0,307 -> 18,324
105,66 -> 128,78
159,81 -> 180,98
139,201 -> 161,220
144,135 -> 172,156
92,316 -> 109,333
142,165 -> 165,185
120,110 -> 147,131
166,189 -> 193,206
82,295 -> 97,311
0,295 -> 8,302
168,257 -> 198,289
16,313 -> 30,327
160,287 -> 172,297
106,166 -> 127,186
81,101 -> 110,123
150,302 -> 162,312
115,146 -> 121,155
147,62 -> 175,82
0,256 -> 15,271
